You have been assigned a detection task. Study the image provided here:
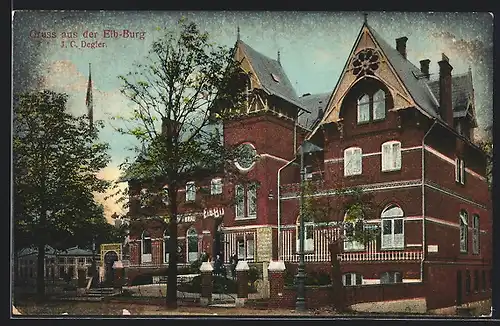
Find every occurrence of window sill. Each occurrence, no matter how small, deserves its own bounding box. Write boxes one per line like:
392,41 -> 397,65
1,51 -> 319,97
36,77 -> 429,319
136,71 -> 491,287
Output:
382,168 -> 401,173
344,173 -> 362,178
235,216 -> 257,221
380,247 -> 405,251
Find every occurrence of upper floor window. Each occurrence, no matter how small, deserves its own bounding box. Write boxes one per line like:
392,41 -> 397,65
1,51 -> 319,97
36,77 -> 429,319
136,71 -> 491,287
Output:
296,219 -> 314,253
235,183 -> 258,219
211,178 -> 223,195
472,214 -> 480,255
459,210 -> 468,253
381,141 -> 401,172
381,205 -> 404,249
357,89 -> 386,124
344,147 -> 362,176
380,271 -> 402,284
343,272 -> 363,286
455,158 -> 465,184
186,181 -> 196,202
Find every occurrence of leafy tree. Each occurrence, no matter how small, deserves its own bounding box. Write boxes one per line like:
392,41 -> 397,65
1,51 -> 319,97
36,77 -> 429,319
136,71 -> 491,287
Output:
114,18 -> 247,308
476,127 -> 493,191
13,90 -> 111,297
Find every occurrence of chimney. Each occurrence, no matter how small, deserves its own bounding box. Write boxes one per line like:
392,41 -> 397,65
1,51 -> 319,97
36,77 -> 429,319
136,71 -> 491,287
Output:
438,53 -> 454,126
396,36 -> 408,59
419,59 -> 430,79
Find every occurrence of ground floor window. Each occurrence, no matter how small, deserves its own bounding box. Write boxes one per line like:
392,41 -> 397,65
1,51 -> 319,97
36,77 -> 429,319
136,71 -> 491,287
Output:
342,273 -> 363,286
380,271 -> 402,284
236,238 -> 255,260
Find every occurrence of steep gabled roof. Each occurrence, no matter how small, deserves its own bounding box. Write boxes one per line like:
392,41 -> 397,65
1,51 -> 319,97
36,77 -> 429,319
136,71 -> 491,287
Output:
427,71 -> 475,118
298,92 -> 331,130
238,40 -> 305,110
366,23 -> 442,120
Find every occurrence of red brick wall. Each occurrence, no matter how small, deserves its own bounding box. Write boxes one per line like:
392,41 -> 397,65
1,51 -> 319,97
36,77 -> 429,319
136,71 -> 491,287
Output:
278,286 -> 334,309
424,263 -> 492,310
342,283 -> 425,307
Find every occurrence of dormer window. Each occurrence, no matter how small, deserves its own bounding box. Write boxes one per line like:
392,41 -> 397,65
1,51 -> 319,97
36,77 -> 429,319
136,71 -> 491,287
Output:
357,89 -> 387,124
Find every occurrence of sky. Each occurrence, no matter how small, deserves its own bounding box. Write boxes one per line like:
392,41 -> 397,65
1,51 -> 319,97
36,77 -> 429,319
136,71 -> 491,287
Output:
12,11 -> 494,223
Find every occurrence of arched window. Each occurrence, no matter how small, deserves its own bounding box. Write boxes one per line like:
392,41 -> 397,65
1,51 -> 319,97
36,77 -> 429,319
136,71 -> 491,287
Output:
459,210 -> 468,253
296,216 -> 314,253
373,89 -> 386,120
472,214 -> 480,254
163,229 -> 170,264
357,94 -> 370,123
343,210 -> 365,251
141,231 -> 152,263
187,228 -> 198,262
356,89 -> 387,124
381,205 -> 404,249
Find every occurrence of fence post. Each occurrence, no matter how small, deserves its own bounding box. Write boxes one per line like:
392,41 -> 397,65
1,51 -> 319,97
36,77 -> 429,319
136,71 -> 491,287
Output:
268,261 -> 286,309
200,262 -> 213,306
235,261 -> 249,307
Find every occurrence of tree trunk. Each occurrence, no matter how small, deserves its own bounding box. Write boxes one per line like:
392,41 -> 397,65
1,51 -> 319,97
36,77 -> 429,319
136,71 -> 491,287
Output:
36,242 -> 46,297
166,188 -> 178,309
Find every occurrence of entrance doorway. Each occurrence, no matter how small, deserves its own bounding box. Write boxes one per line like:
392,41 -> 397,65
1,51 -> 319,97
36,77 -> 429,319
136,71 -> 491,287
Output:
104,251 -> 118,286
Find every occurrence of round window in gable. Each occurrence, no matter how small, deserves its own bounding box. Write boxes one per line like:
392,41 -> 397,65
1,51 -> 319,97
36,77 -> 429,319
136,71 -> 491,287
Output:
235,143 -> 257,171
351,48 -> 380,77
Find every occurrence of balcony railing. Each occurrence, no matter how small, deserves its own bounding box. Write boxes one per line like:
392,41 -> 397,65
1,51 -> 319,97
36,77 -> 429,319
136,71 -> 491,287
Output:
337,250 -> 423,262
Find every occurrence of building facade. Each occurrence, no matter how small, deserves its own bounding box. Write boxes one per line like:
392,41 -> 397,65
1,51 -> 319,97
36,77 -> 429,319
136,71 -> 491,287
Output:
16,245 -> 99,283
126,21 -> 492,310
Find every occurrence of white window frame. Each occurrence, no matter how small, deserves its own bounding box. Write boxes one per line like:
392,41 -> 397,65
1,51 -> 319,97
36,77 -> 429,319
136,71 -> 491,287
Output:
235,185 -> 245,219
186,228 -> 198,262
460,159 -> 465,185
472,214 -> 480,255
163,230 -> 170,264
372,89 -> 386,120
357,94 -> 370,123
247,184 -> 257,217
380,205 -> 404,250
343,211 -> 365,251
455,158 -> 466,184
380,271 -> 402,284
211,178 -> 223,195
381,141 -> 401,172
296,221 -> 315,253
246,238 -> 255,259
141,231 -> 152,263
344,147 -> 362,176
343,273 -> 363,286
455,158 -> 460,183
186,181 -> 196,202
237,239 -> 245,260
459,210 -> 468,253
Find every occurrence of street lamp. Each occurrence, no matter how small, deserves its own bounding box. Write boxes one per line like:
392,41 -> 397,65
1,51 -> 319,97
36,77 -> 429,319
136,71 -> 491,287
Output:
295,140 -> 323,312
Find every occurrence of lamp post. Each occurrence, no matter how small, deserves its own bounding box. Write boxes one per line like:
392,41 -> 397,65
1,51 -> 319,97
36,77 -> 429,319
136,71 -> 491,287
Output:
295,140 -> 323,312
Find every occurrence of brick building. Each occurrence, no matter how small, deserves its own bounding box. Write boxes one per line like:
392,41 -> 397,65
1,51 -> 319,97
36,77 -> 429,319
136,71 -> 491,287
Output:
125,20 -> 491,311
